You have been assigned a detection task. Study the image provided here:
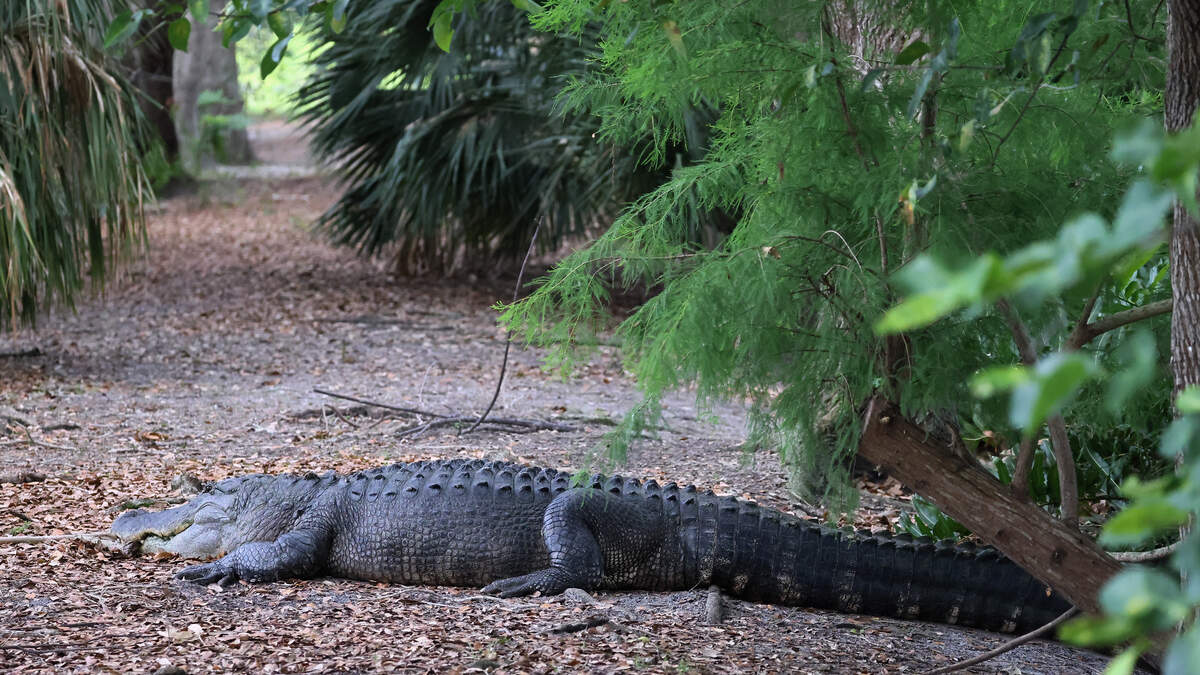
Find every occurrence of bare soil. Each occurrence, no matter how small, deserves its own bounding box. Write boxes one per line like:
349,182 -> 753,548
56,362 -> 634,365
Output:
0,125 -> 1118,673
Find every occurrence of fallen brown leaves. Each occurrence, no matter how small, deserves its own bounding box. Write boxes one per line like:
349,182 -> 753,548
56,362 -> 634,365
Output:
0,126 -> 1117,674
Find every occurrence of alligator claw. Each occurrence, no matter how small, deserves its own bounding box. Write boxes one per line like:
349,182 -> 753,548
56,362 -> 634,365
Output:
176,561 -> 239,587
483,569 -> 577,598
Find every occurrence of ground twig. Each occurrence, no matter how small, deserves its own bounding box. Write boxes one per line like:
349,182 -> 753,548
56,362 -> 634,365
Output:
466,217 -> 541,434
923,608 -> 1079,674
0,532 -> 115,544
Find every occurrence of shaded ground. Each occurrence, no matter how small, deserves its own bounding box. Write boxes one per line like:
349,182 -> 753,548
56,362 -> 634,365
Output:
0,126 -> 1117,673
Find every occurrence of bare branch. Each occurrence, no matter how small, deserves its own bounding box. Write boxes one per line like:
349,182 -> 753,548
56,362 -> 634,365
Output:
1070,298 -> 1173,349
923,608 -> 1080,674
1110,541 -> 1179,562
467,217 -> 542,434
995,299 -> 1038,365
1010,435 -> 1036,499
1047,415 -> 1079,527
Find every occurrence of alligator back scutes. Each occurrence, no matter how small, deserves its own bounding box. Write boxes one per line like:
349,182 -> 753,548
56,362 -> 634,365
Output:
335,461 -> 1024,570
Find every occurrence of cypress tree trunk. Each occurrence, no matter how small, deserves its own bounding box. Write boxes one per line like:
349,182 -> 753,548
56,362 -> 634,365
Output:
172,0 -> 254,170
1167,1 -> 1200,396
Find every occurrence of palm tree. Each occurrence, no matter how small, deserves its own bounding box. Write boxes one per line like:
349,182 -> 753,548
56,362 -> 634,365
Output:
0,0 -> 152,328
295,0 -> 710,275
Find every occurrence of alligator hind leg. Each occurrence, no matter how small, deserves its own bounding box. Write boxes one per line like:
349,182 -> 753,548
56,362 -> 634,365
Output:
482,488 -> 663,598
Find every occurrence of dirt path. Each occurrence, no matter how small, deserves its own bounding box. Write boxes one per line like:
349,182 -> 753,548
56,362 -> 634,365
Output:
0,127 -> 1117,673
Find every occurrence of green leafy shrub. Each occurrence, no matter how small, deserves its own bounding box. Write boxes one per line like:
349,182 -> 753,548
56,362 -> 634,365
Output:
294,0 -> 713,274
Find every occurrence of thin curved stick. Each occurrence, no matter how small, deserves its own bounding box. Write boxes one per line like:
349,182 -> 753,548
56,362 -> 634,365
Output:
466,217 -> 543,434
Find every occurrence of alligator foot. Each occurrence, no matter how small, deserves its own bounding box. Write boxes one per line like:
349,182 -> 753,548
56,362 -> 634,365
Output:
481,569 -> 581,598
176,561 -> 240,587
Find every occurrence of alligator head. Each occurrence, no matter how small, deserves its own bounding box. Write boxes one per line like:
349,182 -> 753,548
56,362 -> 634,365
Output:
110,472 -> 336,559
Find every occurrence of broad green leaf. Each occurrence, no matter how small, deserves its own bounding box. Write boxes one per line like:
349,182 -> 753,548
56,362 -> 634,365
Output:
1100,500 -> 1189,547
1105,330 -> 1157,415
1109,180 -> 1173,252
875,255 -> 1007,334
188,0 -> 209,25
1009,352 -> 1101,433
1177,386 -> 1200,414
267,11 -> 293,39
510,0 -> 542,11
1160,416 -> 1199,460
1059,615 -> 1137,646
168,18 -> 191,52
1103,644 -> 1146,675
330,0 -> 350,33
1164,625 -> 1200,675
1111,119 -> 1162,166
913,497 -> 942,527
248,0 -> 271,20
1098,567 -> 1188,631
894,40 -> 930,65
260,34 -> 292,79
103,10 -> 143,49
433,11 -> 454,51
970,365 -> 1029,398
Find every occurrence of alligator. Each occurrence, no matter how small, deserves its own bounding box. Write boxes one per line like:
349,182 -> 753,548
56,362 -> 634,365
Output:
110,458 -> 1070,633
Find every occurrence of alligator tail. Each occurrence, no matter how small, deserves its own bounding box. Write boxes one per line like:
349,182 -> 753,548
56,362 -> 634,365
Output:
694,495 -> 1071,633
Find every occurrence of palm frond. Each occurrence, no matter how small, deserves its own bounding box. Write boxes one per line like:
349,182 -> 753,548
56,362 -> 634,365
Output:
0,0 -> 152,328
295,0 -> 713,274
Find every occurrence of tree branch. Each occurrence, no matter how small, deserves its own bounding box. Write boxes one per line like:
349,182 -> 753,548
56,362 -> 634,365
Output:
995,300 -> 1078,525
466,217 -> 542,434
924,607 -> 1080,674
1069,298 -> 1173,349
1109,541 -> 1179,562
1010,434 -> 1036,499
995,299 -> 1038,365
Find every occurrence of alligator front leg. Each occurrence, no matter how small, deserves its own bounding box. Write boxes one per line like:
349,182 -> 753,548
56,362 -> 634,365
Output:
482,488 -> 663,598
176,528 -> 330,586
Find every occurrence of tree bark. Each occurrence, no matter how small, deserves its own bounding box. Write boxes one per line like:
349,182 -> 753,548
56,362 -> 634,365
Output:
859,396 -> 1122,614
1168,0 -> 1200,397
172,0 -> 254,170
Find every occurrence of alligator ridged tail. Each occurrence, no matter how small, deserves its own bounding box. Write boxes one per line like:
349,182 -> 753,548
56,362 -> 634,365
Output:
693,494 -> 1071,633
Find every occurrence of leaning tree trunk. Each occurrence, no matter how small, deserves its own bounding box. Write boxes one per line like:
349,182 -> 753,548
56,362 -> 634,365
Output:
1168,1 -> 1200,397
859,398 -> 1122,615
172,0 -> 254,171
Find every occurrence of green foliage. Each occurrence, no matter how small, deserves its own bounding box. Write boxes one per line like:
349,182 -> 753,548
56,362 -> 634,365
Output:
1,0 -> 152,328
236,26 -> 324,117
1059,389 -> 1200,672
895,495 -> 971,541
498,0 -> 1169,508
294,0 -> 707,272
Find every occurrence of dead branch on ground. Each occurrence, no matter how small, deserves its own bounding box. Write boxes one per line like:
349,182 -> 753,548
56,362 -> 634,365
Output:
923,608 -> 1079,674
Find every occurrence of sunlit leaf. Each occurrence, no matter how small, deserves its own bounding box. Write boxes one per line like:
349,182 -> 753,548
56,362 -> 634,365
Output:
1177,386 -> 1200,414
1059,615 -> 1138,646
432,11 -> 454,51
1103,644 -> 1146,675
267,11 -> 293,39
1100,500 -> 1189,547
971,365 -> 1029,398
103,9 -> 143,49
260,34 -> 292,78
1009,352 -> 1101,433
1164,625 -> 1200,675
167,17 -> 191,52
894,40 -> 930,65
1098,567 -> 1188,631
188,0 -> 209,25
